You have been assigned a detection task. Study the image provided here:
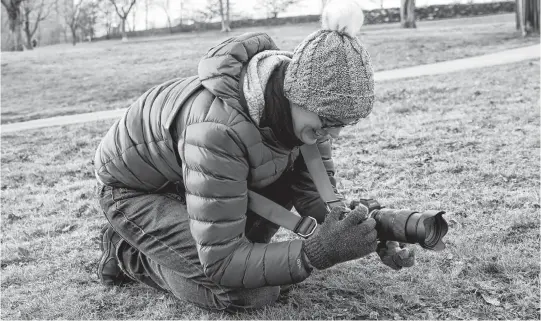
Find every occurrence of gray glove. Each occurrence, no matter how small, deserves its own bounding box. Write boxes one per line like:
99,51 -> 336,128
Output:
303,205 -> 377,270
377,241 -> 415,270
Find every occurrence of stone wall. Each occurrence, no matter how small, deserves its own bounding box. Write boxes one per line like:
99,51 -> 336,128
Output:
363,1 -> 515,24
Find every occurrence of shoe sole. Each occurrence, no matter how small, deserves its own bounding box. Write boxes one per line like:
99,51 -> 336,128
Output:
97,225 -> 115,286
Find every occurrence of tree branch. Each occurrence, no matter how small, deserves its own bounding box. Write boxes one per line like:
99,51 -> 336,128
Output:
109,0 -> 123,18
1,0 -> 11,10
126,0 -> 136,16
40,0 -> 56,21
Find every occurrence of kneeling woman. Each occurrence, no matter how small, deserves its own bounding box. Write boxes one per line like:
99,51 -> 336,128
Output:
94,0 -> 413,312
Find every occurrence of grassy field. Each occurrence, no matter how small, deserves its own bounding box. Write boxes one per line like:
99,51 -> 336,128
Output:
1,57 -> 539,319
1,13 -> 539,124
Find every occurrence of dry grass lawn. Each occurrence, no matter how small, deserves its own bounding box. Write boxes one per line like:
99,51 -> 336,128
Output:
1,58 -> 539,319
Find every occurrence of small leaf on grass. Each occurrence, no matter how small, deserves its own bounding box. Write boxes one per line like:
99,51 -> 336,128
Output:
451,261 -> 465,278
17,247 -> 30,257
401,294 -> 420,305
56,223 -> 78,233
448,218 -> 459,228
61,224 -> 77,233
7,213 -> 22,223
481,293 -> 501,306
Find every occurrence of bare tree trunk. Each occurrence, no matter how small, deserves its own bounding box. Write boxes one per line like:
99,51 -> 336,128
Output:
225,0 -> 230,28
130,7 -> 136,31
515,0 -> 521,29
23,10 -> 34,50
407,0 -> 416,28
179,0 -> 182,25
219,0 -> 230,32
400,0 -> 416,28
110,0 -> 136,41
71,25 -> 77,45
516,0 -> 539,35
6,7 -> 24,51
166,15 -> 172,33
121,17 -> 128,41
144,0 -> 149,29
524,0 -> 539,34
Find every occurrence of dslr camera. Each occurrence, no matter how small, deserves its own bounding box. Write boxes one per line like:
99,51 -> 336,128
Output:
350,199 -> 449,251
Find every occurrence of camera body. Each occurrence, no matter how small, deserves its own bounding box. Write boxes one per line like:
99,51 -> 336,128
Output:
350,199 -> 449,251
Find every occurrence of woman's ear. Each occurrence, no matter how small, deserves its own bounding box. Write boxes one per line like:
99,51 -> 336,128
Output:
290,103 -> 323,145
290,103 -> 321,126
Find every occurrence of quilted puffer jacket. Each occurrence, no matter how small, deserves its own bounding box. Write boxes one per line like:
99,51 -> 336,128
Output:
94,32 -> 338,288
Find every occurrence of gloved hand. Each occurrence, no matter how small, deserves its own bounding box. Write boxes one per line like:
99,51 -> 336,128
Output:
377,241 -> 415,270
303,205 -> 377,270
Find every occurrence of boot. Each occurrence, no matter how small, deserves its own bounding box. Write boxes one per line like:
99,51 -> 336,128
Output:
97,224 -> 134,286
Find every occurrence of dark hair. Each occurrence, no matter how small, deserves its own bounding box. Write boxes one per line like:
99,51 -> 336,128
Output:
260,61 -> 303,149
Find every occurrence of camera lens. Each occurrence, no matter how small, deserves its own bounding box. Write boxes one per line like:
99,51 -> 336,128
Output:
372,209 -> 448,251
420,212 -> 448,251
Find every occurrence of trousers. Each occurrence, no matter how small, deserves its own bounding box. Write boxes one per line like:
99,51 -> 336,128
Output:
97,173 -> 295,312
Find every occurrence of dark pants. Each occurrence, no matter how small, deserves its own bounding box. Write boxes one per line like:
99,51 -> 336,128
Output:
97,174 -> 294,312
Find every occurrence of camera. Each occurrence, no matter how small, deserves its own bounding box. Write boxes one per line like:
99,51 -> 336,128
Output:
350,199 -> 449,251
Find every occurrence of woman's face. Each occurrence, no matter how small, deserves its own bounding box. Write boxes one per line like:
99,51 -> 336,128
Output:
290,103 -> 347,145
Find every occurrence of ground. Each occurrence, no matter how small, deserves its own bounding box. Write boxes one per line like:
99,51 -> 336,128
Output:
1,13 -> 540,320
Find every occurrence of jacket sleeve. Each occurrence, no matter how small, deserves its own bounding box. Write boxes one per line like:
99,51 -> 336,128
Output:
180,120 -> 311,288
291,137 -> 345,223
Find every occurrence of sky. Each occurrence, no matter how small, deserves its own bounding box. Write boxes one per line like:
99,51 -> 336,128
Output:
129,0 -> 500,31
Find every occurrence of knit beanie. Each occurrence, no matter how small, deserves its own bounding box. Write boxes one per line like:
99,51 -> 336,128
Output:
284,0 -> 374,122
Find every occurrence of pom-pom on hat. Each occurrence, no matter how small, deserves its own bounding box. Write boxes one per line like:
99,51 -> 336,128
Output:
284,0 -> 374,123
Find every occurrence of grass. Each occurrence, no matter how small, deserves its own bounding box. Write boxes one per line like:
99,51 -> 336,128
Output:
1,58 -> 539,319
1,13 -> 539,124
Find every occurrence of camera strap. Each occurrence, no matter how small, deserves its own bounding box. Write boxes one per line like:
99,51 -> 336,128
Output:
247,143 -> 342,238
298,144 -> 344,211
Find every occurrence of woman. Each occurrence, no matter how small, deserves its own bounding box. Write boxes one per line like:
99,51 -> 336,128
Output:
94,0 -> 414,312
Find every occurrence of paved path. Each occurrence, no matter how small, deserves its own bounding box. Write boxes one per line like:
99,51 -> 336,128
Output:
2,44 -> 539,134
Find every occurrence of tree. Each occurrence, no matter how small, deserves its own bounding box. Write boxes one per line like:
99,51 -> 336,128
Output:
516,0 -> 539,36
400,0 -> 415,28
21,0 -> 54,49
2,0 -> 25,51
178,0 -> 184,25
194,0 -> 218,23
97,0 -> 115,38
257,0 -> 299,19
196,0 -> 230,31
62,0 -> 85,45
157,0 -> 172,32
128,1 -> 135,31
218,0 -> 230,32
143,0 -> 149,28
79,0 -> 99,39
109,0 -> 136,41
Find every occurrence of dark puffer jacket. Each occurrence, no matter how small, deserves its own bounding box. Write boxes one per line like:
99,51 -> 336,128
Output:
94,32 -> 338,288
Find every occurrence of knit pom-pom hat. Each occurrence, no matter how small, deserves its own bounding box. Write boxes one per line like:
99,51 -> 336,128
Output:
284,0 -> 374,123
